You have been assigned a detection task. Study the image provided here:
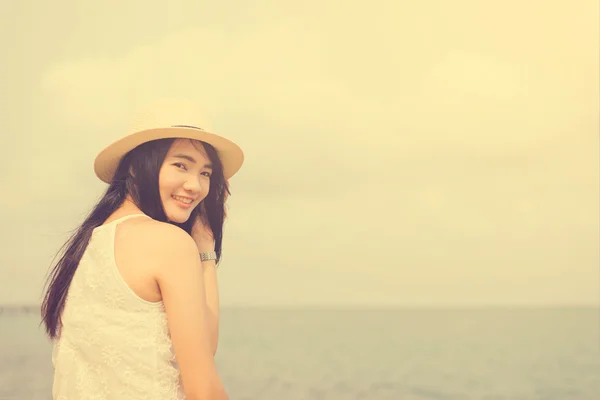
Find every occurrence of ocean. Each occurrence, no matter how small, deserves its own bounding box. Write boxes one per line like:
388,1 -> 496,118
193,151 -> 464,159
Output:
1,307 -> 598,399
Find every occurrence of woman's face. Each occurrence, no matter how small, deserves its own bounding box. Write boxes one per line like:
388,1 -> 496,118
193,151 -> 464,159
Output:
158,139 -> 213,223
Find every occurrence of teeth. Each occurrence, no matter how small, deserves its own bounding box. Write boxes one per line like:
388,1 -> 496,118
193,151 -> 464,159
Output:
173,195 -> 192,204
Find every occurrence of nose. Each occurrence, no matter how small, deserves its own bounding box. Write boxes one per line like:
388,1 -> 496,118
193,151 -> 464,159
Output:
182,177 -> 203,193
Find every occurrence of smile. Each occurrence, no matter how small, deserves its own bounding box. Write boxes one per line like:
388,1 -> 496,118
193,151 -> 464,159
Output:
172,195 -> 193,205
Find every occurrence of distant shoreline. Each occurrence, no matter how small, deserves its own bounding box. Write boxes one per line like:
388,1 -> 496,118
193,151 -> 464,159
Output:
1,303 -> 598,315
0,304 -> 41,314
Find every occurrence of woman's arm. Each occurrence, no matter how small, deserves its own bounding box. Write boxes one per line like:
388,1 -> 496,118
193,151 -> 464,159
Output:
193,184 -> 229,357
151,224 -> 229,400
201,258 -> 220,356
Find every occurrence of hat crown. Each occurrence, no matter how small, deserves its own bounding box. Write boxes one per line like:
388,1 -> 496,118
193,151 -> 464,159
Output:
128,98 -> 214,135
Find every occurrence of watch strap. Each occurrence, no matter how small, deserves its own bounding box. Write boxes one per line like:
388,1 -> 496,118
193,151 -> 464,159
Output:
199,251 -> 217,262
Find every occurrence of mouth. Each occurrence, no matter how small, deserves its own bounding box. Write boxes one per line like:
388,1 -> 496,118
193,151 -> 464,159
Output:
172,195 -> 194,208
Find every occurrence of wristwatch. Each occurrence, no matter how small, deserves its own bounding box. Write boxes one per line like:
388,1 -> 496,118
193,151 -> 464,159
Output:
200,251 -> 217,262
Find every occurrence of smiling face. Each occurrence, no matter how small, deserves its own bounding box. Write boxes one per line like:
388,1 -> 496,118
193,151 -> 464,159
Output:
158,139 -> 214,223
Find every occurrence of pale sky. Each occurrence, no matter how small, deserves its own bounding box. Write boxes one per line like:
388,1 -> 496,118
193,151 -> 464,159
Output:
1,0 -> 598,307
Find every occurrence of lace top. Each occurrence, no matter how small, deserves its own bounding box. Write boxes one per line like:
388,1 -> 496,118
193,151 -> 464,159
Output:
52,214 -> 185,400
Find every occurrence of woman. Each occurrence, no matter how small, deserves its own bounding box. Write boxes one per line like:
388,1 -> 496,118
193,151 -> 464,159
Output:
40,99 -> 243,400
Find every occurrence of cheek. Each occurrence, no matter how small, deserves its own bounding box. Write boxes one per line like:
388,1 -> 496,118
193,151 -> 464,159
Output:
201,181 -> 211,197
158,171 -> 179,193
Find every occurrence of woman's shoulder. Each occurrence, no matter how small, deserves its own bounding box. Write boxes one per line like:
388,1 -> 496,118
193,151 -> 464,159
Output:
127,218 -> 197,257
126,220 -> 200,279
131,218 -> 192,242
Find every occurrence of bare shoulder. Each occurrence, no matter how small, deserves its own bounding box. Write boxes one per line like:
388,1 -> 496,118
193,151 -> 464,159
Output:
111,218 -> 199,302
134,219 -> 198,267
130,220 -> 200,278
113,217 -> 196,269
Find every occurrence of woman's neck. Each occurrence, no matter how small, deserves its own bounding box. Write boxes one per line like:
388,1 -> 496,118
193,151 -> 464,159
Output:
118,196 -> 143,214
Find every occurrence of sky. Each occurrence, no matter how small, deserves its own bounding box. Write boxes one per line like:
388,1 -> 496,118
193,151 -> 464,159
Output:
1,0 -> 598,307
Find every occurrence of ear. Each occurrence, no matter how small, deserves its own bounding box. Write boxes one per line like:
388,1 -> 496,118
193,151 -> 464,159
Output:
128,165 -> 135,178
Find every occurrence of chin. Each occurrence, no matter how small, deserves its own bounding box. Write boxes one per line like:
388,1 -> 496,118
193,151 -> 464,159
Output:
166,211 -> 192,224
164,205 -> 193,224
168,216 -> 187,224
163,196 -> 195,223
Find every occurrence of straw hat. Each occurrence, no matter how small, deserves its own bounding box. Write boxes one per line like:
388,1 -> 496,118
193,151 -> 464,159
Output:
93,98 -> 244,183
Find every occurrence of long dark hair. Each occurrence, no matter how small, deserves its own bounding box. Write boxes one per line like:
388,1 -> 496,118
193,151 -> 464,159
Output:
40,138 -> 229,340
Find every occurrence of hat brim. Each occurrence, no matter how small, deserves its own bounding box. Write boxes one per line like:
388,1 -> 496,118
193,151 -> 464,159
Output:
94,126 -> 244,183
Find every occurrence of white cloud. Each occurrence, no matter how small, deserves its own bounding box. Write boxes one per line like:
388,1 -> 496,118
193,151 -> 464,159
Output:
41,21 -> 591,158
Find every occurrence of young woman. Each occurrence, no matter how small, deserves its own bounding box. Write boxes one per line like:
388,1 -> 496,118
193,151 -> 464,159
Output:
40,99 -> 244,400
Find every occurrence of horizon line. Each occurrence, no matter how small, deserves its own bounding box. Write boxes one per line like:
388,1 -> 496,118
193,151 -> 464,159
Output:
1,303 -> 599,310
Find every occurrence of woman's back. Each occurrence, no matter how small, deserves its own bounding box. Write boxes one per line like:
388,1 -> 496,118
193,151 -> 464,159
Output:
52,213 -> 185,400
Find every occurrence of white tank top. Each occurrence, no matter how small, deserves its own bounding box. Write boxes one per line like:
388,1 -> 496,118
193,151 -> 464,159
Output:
52,214 -> 185,400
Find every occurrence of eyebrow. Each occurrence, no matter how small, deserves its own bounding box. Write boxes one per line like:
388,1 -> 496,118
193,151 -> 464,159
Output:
172,154 -> 213,169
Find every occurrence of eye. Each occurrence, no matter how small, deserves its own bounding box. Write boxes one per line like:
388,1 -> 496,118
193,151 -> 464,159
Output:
201,171 -> 212,177
173,163 -> 187,171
